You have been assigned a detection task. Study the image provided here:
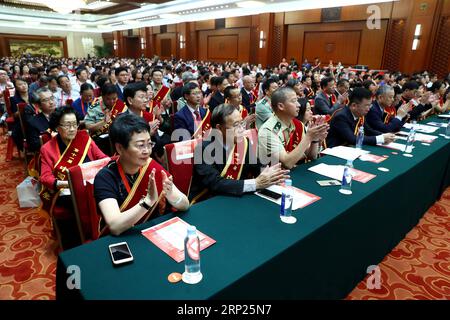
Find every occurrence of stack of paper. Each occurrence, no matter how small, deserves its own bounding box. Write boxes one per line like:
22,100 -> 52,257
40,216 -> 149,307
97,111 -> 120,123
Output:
427,122 -> 448,128
308,163 -> 376,183
379,142 -> 412,151
395,132 -> 438,143
403,123 -> 439,134
321,146 -> 369,161
438,114 -> 450,119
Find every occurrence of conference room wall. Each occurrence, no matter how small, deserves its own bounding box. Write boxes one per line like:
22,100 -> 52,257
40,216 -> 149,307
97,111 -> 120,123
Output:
286,20 -> 388,70
197,28 -> 251,63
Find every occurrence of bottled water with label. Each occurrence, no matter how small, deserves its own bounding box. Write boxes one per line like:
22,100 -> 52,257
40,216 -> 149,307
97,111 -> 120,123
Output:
280,179 -> 296,224
445,119 -> 450,139
356,126 -> 364,149
339,160 -> 353,195
404,126 -> 416,153
182,225 -> 203,284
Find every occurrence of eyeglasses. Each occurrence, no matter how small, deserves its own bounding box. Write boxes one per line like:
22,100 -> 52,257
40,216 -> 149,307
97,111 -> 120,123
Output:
59,122 -> 78,130
232,121 -> 247,130
134,141 -> 156,152
41,96 -> 56,103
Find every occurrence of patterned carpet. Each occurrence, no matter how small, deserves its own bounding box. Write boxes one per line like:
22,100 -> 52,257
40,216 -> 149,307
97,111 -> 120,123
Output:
0,136 -> 448,300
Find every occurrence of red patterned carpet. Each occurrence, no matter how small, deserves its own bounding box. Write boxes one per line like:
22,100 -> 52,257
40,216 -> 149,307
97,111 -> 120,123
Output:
0,136 -> 448,300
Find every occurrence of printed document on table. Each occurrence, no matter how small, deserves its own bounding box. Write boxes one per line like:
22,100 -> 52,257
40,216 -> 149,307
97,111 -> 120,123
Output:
403,123 -> 439,133
308,163 -> 376,183
255,185 -> 321,210
321,146 -> 369,161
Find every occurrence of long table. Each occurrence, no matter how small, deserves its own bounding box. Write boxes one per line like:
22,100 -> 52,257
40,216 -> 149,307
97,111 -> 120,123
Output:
56,115 -> 450,299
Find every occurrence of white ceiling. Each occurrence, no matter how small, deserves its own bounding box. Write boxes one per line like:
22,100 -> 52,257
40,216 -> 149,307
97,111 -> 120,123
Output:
0,0 -> 397,33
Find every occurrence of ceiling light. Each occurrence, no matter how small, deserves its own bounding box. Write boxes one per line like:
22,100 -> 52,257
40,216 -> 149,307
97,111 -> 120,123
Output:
159,13 -> 178,19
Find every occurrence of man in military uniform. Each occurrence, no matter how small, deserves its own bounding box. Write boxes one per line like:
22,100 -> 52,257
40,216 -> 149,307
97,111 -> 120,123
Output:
258,87 -> 328,169
85,83 -> 126,155
255,78 -> 279,130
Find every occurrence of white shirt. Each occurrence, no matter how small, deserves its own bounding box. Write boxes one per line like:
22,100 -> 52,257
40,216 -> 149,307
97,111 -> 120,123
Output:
55,90 -> 80,108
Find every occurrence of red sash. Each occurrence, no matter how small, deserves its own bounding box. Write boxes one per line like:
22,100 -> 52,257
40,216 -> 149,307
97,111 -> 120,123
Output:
191,138 -> 249,204
252,84 -> 259,99
39,130 -> 91,215
285,119 -> 304,152
117,158 -> 166,222
354,117 -> 365,135
92,98 -> 127,138
221,138 -> 248,180
192,108 -> 212,139
384,106 -> 397,124
305,87 -> 314,98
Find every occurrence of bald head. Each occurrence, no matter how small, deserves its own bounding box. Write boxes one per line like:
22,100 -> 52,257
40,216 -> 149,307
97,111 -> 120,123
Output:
243,75 -> 255,91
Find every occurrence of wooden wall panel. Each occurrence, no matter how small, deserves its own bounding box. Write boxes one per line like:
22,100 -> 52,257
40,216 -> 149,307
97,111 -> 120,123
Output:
382,19 -> 407,70
429,15 -> 450,78
359,19 -> 388,69
303,31 -> 361,66
285,9 -> 321,24
198,28 -> 250,62
286,20 -> 388,69
340,2 -> 392,21
155,33 -> 176,59
195,20 -> 215,31
443,0 -> 450,15
167,24 -> 176,33
392,0 -> 413,19
226,16 -> 251,28
207,35 -> 238,60
124,37 -> 140,58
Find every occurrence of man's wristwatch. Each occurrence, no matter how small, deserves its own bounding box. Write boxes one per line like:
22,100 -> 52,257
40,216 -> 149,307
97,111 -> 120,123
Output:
139,197 -> 152,210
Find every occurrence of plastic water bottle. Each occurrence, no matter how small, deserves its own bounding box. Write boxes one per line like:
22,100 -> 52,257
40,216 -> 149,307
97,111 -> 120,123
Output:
356,126 -> 364,149
182,225 -> 203,284
445,119 -> 450,139
339,160 -> 353,195
280,179 -> 297,224
404,126 -> 416,153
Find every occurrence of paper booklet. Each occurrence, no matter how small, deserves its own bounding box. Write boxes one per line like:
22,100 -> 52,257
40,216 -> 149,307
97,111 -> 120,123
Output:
403,123 -> 439,134
141,217 -> 216,263
308,163 -> 376,183
321,146 -> 369,161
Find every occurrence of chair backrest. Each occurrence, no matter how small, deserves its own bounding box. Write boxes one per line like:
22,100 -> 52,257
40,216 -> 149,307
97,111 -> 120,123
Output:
17,102 -> 28,145
39,131 -> 52,147
67,156 -> 111,243
163,138 -> 200,196
3,87 -> 12,114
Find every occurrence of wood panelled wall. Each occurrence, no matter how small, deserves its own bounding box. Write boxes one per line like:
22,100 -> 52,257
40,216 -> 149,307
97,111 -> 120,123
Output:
107,0 -> 449,76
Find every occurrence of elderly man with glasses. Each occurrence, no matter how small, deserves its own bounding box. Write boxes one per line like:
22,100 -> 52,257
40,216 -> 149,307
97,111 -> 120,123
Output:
189,103 -> 289,204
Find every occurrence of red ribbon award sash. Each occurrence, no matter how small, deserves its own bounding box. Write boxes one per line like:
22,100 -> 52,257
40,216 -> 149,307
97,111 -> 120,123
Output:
117,158 -> 167,223
190,138 -> 249,205
354,117 -> 365,135
39,130 -> 91,215
192,108 -> 212,139
285,119 -> 304,152
92,98 -> 127,138
384,105 -> 397,124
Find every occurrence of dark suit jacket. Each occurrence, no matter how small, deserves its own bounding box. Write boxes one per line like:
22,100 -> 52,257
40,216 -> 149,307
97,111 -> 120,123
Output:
26,113 -> 50,152
189,138 -> 262,200
240,88 -> 255,112
170,85 -> 183,102
208,91 -> 224,111
115,84 -> 124,102
314,91 -> 343,115
173,105 -> 207,138
366,100 -> 405,133
396,96 -> 432,120
326,106 -> 382,148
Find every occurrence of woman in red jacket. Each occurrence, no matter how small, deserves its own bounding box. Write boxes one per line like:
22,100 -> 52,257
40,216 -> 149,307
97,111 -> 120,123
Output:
40,106 -> 107,250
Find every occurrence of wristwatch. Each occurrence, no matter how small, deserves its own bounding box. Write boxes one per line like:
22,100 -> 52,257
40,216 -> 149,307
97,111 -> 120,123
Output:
139,197 -> 152,210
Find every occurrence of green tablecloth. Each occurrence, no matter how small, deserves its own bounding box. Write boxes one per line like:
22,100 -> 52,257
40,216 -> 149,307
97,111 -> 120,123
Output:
56,116 -> 450,299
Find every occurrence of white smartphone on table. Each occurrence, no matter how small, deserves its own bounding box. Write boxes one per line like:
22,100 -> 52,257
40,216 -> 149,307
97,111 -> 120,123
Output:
109,242 -> 134,265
